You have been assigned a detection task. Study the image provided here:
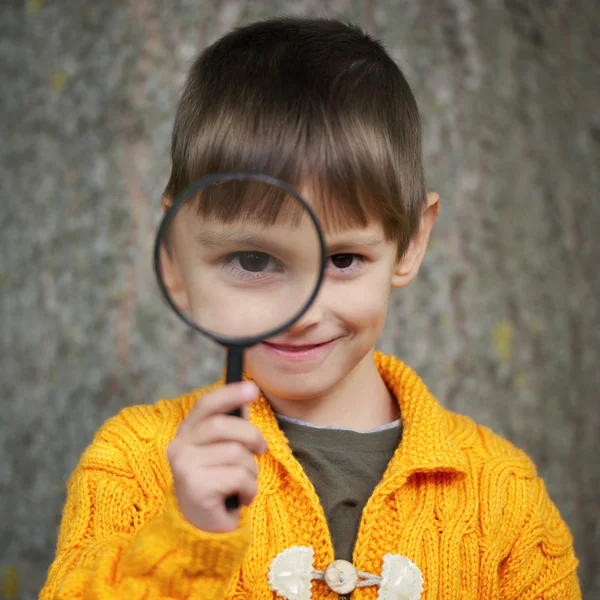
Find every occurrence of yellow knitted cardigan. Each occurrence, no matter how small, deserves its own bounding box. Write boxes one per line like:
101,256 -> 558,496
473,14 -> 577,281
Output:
41,353 -> 580,599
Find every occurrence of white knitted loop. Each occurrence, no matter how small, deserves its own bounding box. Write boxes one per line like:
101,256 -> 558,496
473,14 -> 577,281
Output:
268,547 -> 423,600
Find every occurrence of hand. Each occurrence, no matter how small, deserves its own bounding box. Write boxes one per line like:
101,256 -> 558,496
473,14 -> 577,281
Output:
167,382 -> 267,533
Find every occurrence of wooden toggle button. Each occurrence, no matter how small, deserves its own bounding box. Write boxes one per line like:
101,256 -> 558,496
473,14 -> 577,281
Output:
324,560 -> 359,594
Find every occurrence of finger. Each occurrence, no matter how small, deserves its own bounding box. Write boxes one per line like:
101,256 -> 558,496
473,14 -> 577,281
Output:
206,465 -> 259,507
184,416 -> 267,456
173,442 -> 260,478
182,382 -> 259,431
241,401 -> 250,421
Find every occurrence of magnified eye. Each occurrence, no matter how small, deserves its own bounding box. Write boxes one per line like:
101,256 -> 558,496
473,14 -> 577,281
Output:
238,251 -> 270,272
222,251 -> 283,281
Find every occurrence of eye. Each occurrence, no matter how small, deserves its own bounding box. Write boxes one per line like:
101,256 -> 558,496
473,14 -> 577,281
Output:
237,251 -> 271,272
222,251 -> 283,281
329,253 -> 362,270
331,254 -> 353,269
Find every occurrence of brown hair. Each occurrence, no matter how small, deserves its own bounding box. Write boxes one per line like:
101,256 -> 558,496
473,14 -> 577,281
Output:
164,17 -> 427,259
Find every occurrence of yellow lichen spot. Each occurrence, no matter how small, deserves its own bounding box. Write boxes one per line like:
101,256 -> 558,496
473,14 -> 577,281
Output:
1,564 -> 21,599
514,372 -> 528,391
47,369 -> 59,386
27,0 -> 44,14
110,287 -> 125,302
438,313 -> 452,329
441,361 -> 454,375
492,318 -> 513,365
52,479 -> 66,493
433,98 -> 445,111
50,71 -> 67,93
527,316 -> 544,334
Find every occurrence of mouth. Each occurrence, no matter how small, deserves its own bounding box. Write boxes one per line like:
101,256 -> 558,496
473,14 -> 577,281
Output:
260,338 -> 339,360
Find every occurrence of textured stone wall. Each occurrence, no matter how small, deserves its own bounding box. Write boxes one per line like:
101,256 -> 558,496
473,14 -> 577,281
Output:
1,1 -> 598,598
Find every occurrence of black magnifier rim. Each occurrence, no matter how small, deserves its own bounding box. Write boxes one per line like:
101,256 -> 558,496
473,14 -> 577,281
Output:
153,171 -> 327,348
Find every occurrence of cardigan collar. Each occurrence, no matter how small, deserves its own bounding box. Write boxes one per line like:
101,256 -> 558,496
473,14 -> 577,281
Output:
249,352 -> 468,488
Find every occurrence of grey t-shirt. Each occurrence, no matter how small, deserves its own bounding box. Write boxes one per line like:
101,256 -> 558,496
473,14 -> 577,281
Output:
275,414 -> 402,562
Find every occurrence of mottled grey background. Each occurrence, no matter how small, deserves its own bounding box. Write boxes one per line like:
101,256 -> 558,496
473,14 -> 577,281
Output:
1,0 -> 599,598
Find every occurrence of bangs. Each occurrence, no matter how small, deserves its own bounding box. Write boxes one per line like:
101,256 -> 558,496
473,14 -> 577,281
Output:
165,18 -> 426,259
170,101 -> 409,242
182,174 -> 393,234
189,179 -> 307,228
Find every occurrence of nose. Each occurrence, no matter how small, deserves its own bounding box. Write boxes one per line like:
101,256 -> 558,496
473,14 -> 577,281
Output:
285,294 -> 324,335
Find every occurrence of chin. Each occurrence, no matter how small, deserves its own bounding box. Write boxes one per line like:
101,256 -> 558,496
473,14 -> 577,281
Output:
249,367 -> 335,401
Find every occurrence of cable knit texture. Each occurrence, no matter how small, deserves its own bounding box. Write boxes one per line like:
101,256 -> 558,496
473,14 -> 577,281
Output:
41,353 -> 580,599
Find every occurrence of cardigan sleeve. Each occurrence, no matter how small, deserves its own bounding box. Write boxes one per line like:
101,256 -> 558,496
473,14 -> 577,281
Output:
39,406 -> 252,600
499,468 -> 581,600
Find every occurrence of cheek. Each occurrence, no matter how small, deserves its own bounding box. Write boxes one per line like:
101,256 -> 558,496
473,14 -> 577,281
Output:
331,271 -> 392,329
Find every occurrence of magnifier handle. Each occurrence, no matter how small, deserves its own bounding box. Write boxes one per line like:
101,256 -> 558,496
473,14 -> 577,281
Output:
225,494 -> 240,511
225,346 -> 244,511
225,401 -> 242,508
225,345 -> 244,385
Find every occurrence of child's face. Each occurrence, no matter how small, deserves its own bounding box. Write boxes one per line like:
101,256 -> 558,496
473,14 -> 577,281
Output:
163,186 -> 438,402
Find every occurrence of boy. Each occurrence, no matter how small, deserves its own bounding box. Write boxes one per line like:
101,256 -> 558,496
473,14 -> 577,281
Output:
41,17 -> 580,599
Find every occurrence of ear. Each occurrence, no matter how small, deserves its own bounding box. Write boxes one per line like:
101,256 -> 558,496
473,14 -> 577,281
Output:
162,196 -> 172,214
158,236 -> 191,313
392,192 -> 440,288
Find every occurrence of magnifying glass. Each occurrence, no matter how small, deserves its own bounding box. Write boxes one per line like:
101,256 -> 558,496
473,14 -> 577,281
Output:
154,172 -> 326,509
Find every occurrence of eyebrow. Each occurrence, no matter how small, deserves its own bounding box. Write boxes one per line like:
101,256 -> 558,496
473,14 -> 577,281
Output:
194,230 -> 293,258
326,234 -> 384,254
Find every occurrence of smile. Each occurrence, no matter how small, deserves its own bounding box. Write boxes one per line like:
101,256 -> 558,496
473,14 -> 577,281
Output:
260,339 -> 338,361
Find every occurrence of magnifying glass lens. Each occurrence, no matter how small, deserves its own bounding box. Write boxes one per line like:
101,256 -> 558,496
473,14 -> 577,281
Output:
157,176 -> 323,343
